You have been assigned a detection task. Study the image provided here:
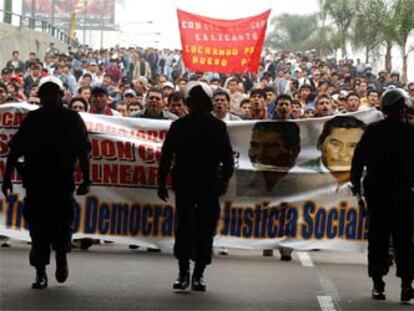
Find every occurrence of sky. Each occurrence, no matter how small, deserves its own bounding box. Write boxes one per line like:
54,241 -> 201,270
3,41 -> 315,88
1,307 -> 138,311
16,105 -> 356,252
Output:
117,0 -> 320,48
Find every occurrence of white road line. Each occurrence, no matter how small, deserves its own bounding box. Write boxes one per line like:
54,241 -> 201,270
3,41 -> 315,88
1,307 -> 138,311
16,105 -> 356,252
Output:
317,296 -> 338,311
298,251 -> 314,267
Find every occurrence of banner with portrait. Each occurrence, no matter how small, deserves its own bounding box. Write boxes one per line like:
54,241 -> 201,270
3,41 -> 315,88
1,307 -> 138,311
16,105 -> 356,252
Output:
177,9 -> 271,74
0,103 -> 383,251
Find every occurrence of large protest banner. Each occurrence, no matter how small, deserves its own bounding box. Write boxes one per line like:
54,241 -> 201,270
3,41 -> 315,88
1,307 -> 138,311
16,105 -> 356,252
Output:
177,9 -> 270,74
22,0 -> 116,30
0,103 -> 383,251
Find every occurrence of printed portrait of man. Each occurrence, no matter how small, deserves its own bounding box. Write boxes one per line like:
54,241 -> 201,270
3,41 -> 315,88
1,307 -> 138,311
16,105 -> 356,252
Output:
303,115 -> 366,187
236,121 -> 301,197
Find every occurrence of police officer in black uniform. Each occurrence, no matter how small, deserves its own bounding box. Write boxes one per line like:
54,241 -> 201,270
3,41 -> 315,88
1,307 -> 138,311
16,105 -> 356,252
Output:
2,76 -> 91,289
351,88 -> 414,302
158,81 -> 234,292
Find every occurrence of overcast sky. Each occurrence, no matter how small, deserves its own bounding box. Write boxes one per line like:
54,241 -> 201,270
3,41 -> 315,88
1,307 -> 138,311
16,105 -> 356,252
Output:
117,0 -> 320,48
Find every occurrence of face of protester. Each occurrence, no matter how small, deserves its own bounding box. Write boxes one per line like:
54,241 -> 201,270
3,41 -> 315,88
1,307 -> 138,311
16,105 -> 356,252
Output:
265,91 -> 276,106
250,93 -> 265,111
228,80 -> 238,93
240,102 -> 251,117
275,99 -> 292,119
116,103 -> 128,117
359,82 -> 367,93
162,86 -> 174,97
315,98 -> 333,116
103,76 -> 112,86
146,91 -> 163,116
299,87 -> 311,100
368,92 -> 380,108
408,85 -> 414,97
81,76 -> 92,87
127,104 -> 141,116
71,100 -> 86,112
321,127 -> 364,172
80,88 -> 91,103
169,98 -> 187,117
91,92 -> 108,111
0,87 -> 7,103
303,109 -> 315,118
123,94 -> 134,105
248,130 -> 296,171
291,103 -> 301,119
346,95 -> 360,112
407,112 -> 414,127
177,80 -> 187,92
213,94 -> 229,117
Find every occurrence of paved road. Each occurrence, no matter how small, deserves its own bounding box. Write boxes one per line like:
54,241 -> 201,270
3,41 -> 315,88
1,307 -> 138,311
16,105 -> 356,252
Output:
0,241 -> 411,310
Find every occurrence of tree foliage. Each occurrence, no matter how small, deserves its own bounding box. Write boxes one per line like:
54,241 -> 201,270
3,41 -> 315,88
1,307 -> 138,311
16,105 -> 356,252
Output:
265,13 -> 318,51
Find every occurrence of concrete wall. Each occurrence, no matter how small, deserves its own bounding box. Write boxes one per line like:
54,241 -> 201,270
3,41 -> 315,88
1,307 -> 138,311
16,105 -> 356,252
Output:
0,23 -> 68,68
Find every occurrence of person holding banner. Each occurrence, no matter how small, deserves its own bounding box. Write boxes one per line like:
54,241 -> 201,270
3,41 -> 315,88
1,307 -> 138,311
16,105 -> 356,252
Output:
2,76 -> 91,290
351,88 -> 414,302
157,81 -> 234,292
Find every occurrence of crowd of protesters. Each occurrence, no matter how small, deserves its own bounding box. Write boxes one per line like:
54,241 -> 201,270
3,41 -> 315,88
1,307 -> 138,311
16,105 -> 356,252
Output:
0,43 -> 413,125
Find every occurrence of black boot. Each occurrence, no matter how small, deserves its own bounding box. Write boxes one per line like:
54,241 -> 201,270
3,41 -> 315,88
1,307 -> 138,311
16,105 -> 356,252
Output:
372,276 -> 385,300
55,252 -> 68,283
32,266 -> 48,289
192,263 -> 206,292
401,278 -> 414,302
173,260 -> 190,291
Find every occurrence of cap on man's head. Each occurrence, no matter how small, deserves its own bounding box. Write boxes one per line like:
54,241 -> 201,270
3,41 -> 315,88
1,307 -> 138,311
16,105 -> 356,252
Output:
184,81 -> 213,99
1,68 -> 11,75
137,76 -> 148,86
89,61 -> 97,66
123,88 -> 137,97
38,76 -> 64,91
162,81 -> 174,89
91,85 -> 108,96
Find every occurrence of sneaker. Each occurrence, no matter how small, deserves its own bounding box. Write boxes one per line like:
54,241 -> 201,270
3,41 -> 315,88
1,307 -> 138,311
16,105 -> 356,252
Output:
32,270 -> 48,289
401,287 -> 414,302
372,288 -> 386,300
79,239 -> 93,250
191,274 -> 206,292
0,240 -> 11,248
279,248 -> 293,261
218,247 -> 229,255
147,247 -> 161,253
55,253 -> 68,283
262,249 -> 274,257
129,245 -> 139,250
173,272 -> 190,291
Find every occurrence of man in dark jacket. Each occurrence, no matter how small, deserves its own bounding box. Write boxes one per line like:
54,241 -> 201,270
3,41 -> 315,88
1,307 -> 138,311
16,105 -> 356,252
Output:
158,81 -> 234,292
351,88 -> 414,302
2,76 -> 91,290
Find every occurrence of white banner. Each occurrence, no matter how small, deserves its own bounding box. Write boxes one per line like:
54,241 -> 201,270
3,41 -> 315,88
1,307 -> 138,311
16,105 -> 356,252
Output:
0,103 -> 383,251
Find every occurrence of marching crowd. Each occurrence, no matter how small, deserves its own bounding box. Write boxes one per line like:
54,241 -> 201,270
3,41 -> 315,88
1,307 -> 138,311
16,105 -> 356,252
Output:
0,44 -> 413,125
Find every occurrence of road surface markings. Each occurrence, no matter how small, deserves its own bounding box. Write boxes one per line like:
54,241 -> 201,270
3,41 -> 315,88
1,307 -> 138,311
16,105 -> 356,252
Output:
298,251 -> 314,267
317,295 -> 338,311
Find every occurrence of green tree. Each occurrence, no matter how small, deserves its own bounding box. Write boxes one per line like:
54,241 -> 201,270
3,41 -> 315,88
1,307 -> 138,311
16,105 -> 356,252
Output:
392,0 -> 414,83
352,0 -> 386,63
325,0 -> 356,57
265,13 -> 318,51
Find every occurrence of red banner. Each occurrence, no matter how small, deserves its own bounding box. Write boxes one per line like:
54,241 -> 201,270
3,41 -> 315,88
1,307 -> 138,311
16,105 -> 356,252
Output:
177,9 -> 271,74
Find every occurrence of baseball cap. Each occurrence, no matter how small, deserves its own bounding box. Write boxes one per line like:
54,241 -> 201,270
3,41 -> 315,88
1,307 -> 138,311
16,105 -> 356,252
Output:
123,88 -> 136,97
184,81 -> 213,99
38,76 -> 64,91
1,68 -> 11,75
89,61 -> 97,66
162,81 -> 174,89
91,85 -> 108,96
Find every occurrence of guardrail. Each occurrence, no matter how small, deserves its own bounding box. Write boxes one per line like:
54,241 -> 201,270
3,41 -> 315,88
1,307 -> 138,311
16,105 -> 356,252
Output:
0,10 -> 79,48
